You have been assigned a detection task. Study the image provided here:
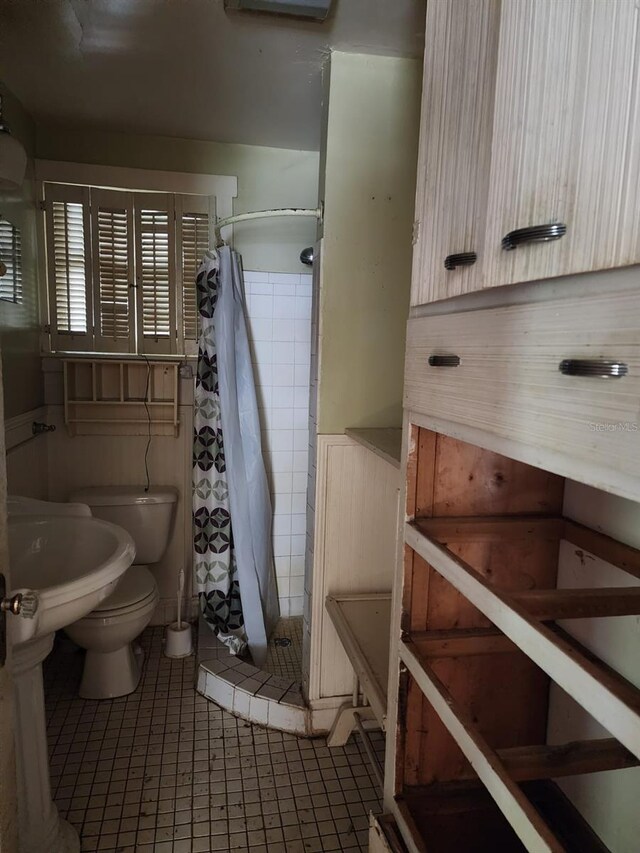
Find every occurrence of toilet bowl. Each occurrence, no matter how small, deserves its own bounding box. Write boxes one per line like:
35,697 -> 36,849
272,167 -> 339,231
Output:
64,486 -> 178,699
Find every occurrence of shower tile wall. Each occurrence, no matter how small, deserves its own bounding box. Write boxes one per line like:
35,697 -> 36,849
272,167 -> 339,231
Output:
244,270 -> 312,618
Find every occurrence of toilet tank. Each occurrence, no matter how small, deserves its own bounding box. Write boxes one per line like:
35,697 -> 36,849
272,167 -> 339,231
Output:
68,486 -> 178,565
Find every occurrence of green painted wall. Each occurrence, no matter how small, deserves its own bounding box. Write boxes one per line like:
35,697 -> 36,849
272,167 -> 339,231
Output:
36,126 -> 320,274
0,82 -> 43,419
317,52 -> 422,434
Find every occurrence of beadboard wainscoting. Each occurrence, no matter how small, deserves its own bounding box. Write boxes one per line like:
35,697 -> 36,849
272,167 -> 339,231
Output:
5,406 -> 49,499
306,435 -> 400,728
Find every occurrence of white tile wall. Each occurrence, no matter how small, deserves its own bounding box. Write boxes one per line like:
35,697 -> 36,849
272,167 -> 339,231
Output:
244,270 -> 312,618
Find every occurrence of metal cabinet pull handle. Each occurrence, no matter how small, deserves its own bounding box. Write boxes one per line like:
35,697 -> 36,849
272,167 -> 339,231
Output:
429,355 -> 461,367
502,223 -> 567,250
559,359 -> 628,379
444,252 -> 477,270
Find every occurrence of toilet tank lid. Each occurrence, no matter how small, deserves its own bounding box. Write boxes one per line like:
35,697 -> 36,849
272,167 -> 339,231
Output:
69,486 -> 179,506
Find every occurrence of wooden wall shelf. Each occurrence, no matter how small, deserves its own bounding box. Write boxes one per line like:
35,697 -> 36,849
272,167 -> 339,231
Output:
404,514 -> 640,760
63,359 -> 180,436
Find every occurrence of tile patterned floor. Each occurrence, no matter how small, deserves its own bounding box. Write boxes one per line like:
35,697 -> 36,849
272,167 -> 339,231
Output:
263,617 -> 303,682
44,627 -> 381,852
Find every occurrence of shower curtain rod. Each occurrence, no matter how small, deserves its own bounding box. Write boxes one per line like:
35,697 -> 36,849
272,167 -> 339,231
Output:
214,206 -> 322,246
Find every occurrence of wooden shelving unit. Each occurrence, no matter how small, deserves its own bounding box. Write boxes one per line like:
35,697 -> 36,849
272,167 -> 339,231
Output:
63,359 -> 180,436
386,426 -> 640,852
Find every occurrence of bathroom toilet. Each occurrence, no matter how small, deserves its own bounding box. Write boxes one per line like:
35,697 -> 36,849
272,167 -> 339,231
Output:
64,486 -> 178,699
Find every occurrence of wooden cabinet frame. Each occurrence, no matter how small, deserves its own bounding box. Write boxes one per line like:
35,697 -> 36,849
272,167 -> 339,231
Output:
384,421 -> 640,852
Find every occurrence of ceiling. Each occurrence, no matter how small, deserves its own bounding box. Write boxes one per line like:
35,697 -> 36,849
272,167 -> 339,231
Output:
0,0 -> 425,152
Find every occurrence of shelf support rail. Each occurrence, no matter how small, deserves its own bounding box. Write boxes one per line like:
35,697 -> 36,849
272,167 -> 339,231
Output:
405,520 -> 640,760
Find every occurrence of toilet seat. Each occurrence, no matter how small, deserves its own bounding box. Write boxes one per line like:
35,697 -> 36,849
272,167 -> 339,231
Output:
87,566 -> 157,618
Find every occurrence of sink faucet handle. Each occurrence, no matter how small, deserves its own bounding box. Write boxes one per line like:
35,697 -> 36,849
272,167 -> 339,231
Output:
1,591 -> 39,618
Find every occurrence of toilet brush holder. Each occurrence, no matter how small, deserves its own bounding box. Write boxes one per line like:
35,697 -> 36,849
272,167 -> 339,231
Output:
164,622 -> 193,658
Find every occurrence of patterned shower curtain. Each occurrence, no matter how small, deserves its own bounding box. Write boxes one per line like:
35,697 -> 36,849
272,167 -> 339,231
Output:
193,247 -> 279,665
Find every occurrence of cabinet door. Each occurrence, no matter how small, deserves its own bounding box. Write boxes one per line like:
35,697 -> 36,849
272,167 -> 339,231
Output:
483,0 -> 640,289
411,0 -> 500,307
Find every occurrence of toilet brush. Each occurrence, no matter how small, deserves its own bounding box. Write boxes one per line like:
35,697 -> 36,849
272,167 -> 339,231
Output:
164,568 -> 192,658
177,568 -> 184,630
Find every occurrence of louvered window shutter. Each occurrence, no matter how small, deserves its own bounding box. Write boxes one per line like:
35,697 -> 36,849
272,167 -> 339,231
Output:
0,216 -> 22,304
134,193 -> 176,355
44,183 -> 93,350
90,188 -> 135,353
175,195 -> 212,348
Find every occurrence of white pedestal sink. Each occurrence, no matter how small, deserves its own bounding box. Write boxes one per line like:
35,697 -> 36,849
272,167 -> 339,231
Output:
7,515 -> 135,853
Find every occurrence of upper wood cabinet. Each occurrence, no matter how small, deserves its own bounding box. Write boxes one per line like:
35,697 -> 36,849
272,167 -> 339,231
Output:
411,0 -> 640,307
411,0 -> 500,306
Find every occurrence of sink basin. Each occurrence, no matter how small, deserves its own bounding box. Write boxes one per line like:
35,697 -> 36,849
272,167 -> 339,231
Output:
8,515 -> 135,646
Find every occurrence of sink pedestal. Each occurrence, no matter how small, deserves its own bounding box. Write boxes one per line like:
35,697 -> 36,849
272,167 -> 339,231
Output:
12,634 -> 80,853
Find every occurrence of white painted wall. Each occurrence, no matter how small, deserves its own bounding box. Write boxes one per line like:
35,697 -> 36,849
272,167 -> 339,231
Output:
35,127 -> 319,275
547,480 -> 640,852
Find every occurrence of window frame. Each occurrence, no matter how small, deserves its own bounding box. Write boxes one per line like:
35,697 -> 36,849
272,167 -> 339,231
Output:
35,160 -> 238,358
44,183 -> 94,352
134,191 -> 177,356
90,187 -> 136,354
0,215 -> 24,305
175,193 -> 216,355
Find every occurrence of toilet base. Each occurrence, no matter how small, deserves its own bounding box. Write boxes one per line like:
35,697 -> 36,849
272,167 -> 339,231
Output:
79,642 -> 144,699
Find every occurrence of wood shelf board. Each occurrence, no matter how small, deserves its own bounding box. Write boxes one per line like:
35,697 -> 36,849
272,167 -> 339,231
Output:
410,626 -> 517,658
416,515 -> 565,542
64,358 -> 179,431
564,519 -> 640,581
67,400 -> 173,406
513,586 -> 640,620
415,514 -> 640,582
400,785 -> 528,853
345,428 -> 403,469
67,418 -> 178,425
400,780 -> 609,853
62,357 -> 178,367
400,640 -> 564,852
490,738 -> 638,782
325,593 -> 392,726
405,520 -> 640,759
